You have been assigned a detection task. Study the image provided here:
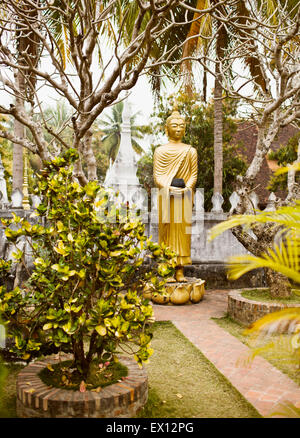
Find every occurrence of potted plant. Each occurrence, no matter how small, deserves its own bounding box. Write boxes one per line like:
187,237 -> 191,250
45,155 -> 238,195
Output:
0,149 -> 175,417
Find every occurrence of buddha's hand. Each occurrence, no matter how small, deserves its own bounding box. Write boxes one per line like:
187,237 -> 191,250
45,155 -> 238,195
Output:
169,186 -> 184,196
169,187 -> 192,198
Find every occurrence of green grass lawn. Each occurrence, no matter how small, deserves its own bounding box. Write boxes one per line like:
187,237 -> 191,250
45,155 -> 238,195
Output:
137,321 -> 261,418
241,288 -> 300,304
213,314 -> 300,387
0,363 -> 24,418
0,321 -> 261,418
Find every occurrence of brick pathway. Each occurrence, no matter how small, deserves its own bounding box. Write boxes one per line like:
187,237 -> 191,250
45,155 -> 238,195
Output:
152,289 -> 300,418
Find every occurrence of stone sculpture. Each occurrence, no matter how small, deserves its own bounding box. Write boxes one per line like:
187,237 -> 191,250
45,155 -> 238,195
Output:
153,102 -> 197,282
152,101 -> 205,304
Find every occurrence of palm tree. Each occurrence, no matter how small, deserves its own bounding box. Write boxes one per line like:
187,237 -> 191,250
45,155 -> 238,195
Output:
12,0 -> 41,192
180,0 -> 271,197
99,102 -> 146,162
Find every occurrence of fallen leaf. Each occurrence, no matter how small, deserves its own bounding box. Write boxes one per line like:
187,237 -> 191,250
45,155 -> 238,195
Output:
79,380 -> 86,393
91,386 -> 102,393
25,382 -> 32,385
104,372 -> 112,379
47,364 -> 54,372
27,388 -> 35,394
176,393 -> 183,399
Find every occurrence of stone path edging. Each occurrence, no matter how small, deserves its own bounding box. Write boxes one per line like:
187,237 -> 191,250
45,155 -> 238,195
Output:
152,290 -> 300,418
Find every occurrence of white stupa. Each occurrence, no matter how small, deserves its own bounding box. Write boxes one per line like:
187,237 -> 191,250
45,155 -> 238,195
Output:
103,98 -> 147,214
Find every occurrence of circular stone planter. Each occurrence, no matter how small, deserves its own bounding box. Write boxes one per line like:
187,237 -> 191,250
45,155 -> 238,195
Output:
228,289 -> 300,328
16,354 -> 148,418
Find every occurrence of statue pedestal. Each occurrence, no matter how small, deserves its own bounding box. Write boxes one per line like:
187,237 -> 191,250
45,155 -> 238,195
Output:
145,277 -> 205,305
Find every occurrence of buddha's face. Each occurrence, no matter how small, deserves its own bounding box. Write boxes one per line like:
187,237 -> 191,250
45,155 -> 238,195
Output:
166,117 -> 185,141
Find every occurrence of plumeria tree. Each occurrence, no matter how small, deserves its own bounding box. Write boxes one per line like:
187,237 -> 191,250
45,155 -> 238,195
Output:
0,0 -> 223,187
196,1 -> 300,297
0,149 -> 176,380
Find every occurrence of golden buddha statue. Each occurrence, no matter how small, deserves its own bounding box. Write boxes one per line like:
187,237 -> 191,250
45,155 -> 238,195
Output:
153,103 -> 198,282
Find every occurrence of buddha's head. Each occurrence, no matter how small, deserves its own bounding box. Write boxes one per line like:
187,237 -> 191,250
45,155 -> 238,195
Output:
165,102 -> 186,141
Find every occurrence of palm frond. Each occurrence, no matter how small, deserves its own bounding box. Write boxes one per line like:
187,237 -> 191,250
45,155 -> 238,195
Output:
102,132 -> 120,156
269,401 -> 300,418
244,308 -> 300,339
131,139 -> 144,155
209,201 -> 300,241
227,236 -> 300,283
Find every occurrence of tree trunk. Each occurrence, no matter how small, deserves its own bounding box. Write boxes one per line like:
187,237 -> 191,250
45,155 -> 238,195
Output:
84,130 -> 98,181
12,126 -> 24,192
232,222 -> 292,298
213,73 -> 223,195
13,71 -> 25,192
72,338 -> 89,379
265,268 -> 292,298
213,18 -> 225,196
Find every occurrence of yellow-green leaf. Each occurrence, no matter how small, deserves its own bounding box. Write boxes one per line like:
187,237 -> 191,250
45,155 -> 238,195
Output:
95,325 -> 107,336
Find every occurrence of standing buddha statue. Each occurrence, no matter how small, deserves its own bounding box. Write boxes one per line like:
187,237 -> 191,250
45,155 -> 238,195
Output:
153,102 -> 198,282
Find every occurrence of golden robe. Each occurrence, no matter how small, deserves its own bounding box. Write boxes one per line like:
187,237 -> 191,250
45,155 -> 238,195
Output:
153,144 -> 198,265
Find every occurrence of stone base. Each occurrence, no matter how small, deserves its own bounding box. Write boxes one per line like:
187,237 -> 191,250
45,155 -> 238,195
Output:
184,264 -> 266,290
145,277 -> 205,305
16,354 -> 148,418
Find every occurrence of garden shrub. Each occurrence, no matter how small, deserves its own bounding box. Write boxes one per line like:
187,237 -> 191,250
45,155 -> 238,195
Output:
0,149 -> 175,379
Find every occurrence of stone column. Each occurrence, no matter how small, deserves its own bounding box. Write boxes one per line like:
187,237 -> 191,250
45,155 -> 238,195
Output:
103,99 -> 148,224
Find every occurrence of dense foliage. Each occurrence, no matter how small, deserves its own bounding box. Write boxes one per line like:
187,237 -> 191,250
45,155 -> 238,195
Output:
268,133 -> 300,192
0,116 -> 13,199
138,94 -> 247,211
0,149 -> 175,379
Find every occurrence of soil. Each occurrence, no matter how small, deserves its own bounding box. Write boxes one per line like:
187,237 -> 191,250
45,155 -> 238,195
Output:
38,358 -> 128,391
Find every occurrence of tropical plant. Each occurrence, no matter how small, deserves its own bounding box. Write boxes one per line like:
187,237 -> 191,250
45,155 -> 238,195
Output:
179,0 -> 268,198
99,102 -> 147,162
0,116 -> 13,199
209,200 -> 300,285
0,149 -> 176,380
208,164 -> 300,297
0,332 -> 7,412
209,163 -> 300,415
268,134 -> 300,193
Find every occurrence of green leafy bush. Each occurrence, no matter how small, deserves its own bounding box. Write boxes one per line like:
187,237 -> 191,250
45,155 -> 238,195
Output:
0,149 -> 175,379
268,133 -> 300,192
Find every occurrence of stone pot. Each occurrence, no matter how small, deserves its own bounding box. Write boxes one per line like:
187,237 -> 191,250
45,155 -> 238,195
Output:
16,354 -> 148,418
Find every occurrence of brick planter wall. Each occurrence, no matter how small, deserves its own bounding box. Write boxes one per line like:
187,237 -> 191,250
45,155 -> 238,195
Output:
16,355 -> 148,418
228,289 -> 300,327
